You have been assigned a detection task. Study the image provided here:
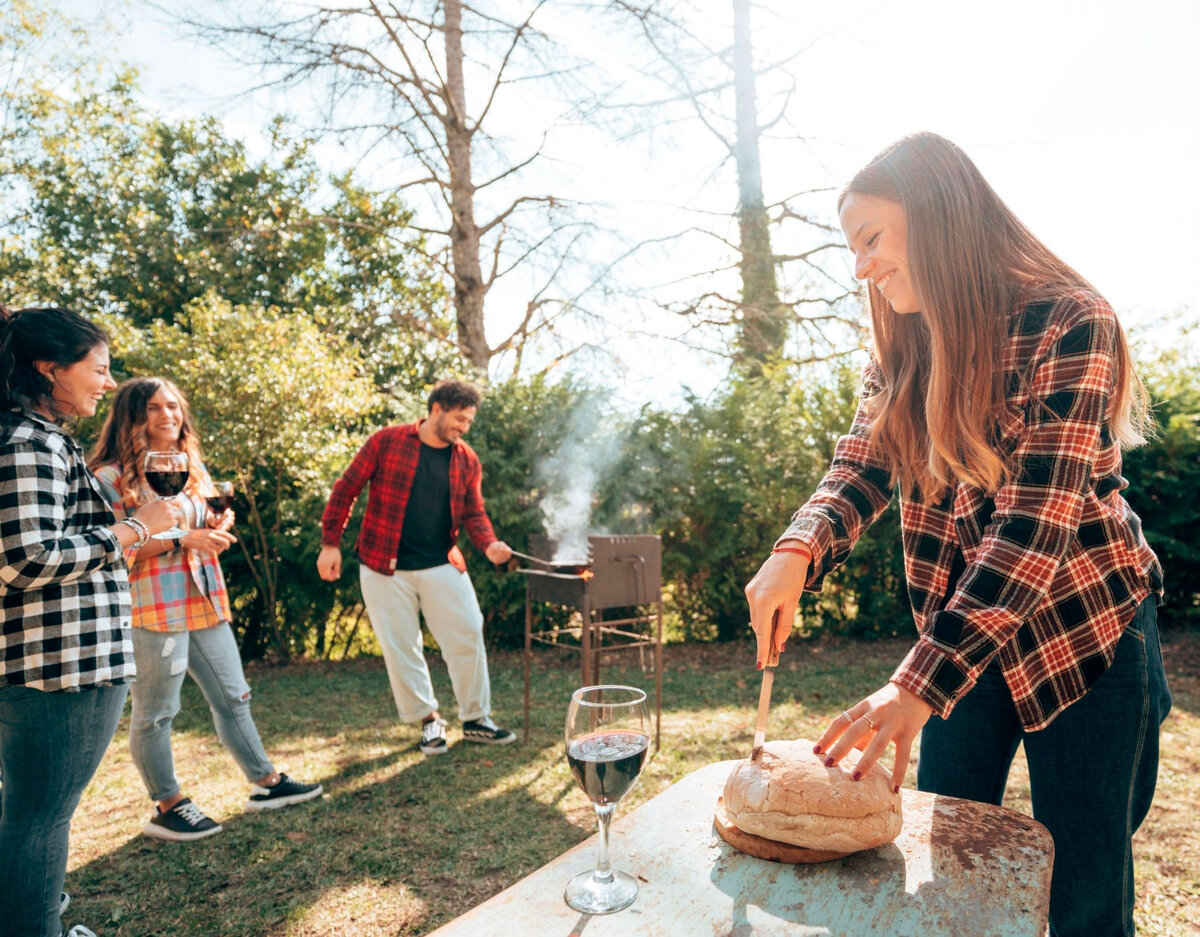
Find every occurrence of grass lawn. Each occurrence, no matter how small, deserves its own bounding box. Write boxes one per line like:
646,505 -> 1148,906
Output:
63,630 -> 1199,936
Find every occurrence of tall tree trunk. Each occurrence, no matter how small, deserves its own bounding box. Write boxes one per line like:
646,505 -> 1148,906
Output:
443,0 -> 490,371
732,0 -> 785,369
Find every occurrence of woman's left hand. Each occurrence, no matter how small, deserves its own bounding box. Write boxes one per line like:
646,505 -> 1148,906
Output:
182,527 -> 237,556
813,682 -> 934,793
206,509 -> 235,532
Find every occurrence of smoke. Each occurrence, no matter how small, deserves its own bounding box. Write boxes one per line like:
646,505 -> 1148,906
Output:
537,394 -> 625,562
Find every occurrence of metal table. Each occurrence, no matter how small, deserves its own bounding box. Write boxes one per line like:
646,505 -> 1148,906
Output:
429,759 -> 1053,936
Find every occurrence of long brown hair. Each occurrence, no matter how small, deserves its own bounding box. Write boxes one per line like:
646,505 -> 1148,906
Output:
88,377 -> 207,505
840,132 -> 1149,500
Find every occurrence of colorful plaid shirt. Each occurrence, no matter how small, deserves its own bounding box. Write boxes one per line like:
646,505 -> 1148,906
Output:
93,461 -> 231,633
779,291 -> 1163,731
0,410 -> 134,690
320,420 -> 498,576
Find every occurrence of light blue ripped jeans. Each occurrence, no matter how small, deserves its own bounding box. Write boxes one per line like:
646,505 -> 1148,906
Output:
129,623 -> 275,802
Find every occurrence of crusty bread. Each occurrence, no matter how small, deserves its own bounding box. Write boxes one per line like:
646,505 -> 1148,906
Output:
722,738 -> 902,853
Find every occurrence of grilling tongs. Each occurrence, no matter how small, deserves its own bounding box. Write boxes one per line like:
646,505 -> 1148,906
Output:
751,609 -> 783,761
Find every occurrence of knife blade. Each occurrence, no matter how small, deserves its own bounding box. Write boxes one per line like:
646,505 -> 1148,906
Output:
751,609 -> 782,760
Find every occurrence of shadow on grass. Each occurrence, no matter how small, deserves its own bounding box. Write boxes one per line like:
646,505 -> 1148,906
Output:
60,631 -> 1200,936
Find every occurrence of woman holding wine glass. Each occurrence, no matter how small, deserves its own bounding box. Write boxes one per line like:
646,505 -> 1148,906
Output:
89,377 -> 322,842
1,306 -> 180,937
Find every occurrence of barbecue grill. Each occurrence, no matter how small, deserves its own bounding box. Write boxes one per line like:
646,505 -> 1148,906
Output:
519,534 -> 663,747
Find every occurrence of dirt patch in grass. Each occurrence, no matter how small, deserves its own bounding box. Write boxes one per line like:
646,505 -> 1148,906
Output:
60,630 -> 1199,936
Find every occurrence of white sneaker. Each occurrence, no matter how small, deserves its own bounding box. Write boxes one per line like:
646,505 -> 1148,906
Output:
419,717 -> 448,755
66,927 -> 98,937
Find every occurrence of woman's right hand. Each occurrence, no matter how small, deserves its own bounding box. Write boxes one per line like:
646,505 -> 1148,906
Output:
744,546 -> 811,669
131,499 -> 183,537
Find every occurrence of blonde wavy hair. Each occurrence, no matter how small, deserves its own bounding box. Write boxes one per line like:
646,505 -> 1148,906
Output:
840,132 -> 1150,501
88,377 -> 207,506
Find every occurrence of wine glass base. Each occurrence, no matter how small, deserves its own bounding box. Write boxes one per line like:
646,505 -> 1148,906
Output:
150,527 -> 187,541
564,869 -> 638,915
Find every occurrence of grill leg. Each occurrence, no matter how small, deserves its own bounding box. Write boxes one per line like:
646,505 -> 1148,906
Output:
523,586 -> 532,743
655,595 -> 663,751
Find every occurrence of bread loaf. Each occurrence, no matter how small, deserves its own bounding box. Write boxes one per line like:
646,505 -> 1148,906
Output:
722,738 -> 902,853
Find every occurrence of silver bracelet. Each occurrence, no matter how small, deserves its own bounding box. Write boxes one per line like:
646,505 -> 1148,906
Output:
122,517 -> 150,549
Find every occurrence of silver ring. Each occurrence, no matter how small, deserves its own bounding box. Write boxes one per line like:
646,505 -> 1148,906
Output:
865,715 -> 876,730
840,710 -> 853,724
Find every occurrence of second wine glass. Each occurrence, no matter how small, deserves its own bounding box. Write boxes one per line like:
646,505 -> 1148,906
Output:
143,450 -> 190,540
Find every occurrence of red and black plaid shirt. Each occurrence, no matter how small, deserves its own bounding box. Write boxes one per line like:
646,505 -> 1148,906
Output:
779,290 -> 1162,731
321,420 -> 497,576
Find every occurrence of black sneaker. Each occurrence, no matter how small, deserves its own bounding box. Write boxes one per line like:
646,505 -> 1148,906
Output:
245,773 -> 323,811
144,798 -> 222,841
462,716 -> 516,745
419,717 -> 448,756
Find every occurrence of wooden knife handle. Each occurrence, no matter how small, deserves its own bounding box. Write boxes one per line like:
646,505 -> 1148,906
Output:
766,608 -> 782,668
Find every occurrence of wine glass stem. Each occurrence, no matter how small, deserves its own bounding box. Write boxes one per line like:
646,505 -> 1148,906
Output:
592,803 -> 616,884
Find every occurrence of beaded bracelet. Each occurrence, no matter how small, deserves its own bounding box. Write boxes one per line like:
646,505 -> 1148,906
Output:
122,517 -> 150,550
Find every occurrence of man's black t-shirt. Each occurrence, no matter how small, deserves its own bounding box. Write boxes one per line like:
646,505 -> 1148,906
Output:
395,442 -> 453,570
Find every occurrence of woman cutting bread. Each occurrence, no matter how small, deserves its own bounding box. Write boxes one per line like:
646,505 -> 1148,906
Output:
745,132 -> 1170,937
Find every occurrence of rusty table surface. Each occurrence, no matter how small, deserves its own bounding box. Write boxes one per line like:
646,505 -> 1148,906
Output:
429,759 -> 1053,937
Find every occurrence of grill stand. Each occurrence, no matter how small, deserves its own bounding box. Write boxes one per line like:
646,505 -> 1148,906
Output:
521,535 -> 663,749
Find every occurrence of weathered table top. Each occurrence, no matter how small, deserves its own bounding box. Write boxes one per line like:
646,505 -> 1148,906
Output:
429,759 -> 1053,937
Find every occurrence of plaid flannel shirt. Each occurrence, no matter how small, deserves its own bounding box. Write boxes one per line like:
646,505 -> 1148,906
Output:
0,410 -> 133,691
321,420 -> 498,576
92,461 -> 231,633
779,291 -> 1163,731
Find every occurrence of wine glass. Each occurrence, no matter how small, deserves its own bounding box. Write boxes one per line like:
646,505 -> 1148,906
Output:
564,684 -> 650,915
143,450 -> 189,540
205,480 -> 235,516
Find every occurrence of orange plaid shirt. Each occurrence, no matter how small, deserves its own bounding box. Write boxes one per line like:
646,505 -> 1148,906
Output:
93,461 -> 232,633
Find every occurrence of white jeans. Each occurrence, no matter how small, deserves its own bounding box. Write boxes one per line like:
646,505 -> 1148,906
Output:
359,564 -> 491,724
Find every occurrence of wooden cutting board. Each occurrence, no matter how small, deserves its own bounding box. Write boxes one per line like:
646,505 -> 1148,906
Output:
713,797 -> 853,864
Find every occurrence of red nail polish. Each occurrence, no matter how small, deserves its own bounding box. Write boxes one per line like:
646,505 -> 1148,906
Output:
824,756 -> 834,767
893,785 -> 900,794
756,660 -> 763,671
852,770 -> 862,781
812,744 -> 823,755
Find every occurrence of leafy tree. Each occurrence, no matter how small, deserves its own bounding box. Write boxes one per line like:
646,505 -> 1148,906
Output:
1124,327 -> 1200,627
0,72 -> 454,398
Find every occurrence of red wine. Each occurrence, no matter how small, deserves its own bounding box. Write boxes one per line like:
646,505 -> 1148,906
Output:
145,470 -> 189,498
206,493 -> 234,513
567,731 -> 649,806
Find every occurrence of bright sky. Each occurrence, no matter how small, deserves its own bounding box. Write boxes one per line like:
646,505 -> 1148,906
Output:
56,0 -> 1200,394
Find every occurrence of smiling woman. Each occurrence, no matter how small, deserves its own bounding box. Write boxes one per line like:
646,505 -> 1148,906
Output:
745,131 -> 1172,937
0,305 -> 180,937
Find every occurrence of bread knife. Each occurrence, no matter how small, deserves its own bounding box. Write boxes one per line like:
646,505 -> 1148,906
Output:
751,609 -> 782,760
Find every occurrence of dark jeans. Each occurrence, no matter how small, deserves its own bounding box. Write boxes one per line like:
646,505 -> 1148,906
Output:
918,597 -> 1171,937
0,683 -> 128,937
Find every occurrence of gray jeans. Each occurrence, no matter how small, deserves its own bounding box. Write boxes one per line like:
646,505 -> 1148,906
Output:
129,623 -> 274,801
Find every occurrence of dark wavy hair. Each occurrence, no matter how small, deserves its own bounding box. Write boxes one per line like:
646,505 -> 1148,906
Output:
428,378 -> 482,413
0,305 -> 110,416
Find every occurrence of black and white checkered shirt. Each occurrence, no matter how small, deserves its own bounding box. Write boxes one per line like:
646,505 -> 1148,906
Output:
1,410 -> 134,691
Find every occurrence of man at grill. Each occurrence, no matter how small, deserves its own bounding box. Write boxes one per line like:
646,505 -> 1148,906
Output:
317,379 -> 516,755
